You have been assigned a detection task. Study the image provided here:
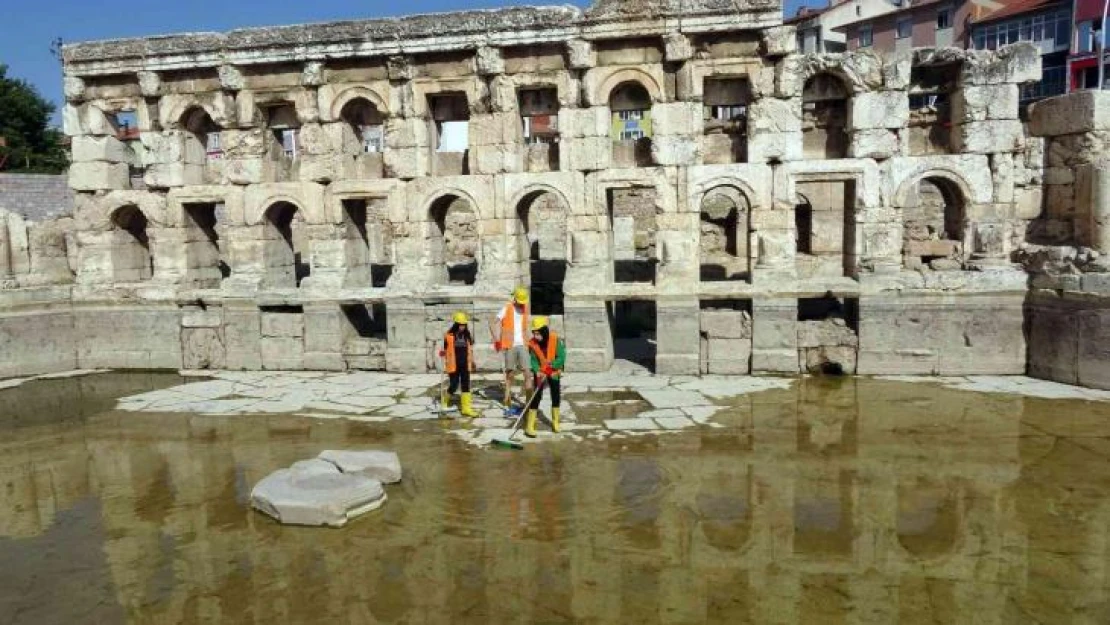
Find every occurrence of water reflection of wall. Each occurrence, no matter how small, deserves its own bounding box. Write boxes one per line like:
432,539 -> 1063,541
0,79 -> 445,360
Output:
2,377 -> 1110,622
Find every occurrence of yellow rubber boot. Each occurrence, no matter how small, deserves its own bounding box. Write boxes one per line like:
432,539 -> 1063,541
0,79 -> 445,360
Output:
524,409 -> 538,438
440,392 -> 452,411
551,407 -> 561,433
460,392 -> 478,418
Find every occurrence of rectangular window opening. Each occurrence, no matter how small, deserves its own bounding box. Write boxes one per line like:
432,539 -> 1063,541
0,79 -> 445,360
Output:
897,18 -> 914,39
859,25 -> 873,48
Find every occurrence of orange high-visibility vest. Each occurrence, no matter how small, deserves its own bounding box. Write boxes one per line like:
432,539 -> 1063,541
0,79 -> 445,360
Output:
499,303 -> 529,348
444,332 -> 474,373
528,331 -> 559,367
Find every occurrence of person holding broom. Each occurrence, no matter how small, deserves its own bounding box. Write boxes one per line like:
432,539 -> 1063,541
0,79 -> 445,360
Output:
439,311 -> 478,418
523,316 -> 566,437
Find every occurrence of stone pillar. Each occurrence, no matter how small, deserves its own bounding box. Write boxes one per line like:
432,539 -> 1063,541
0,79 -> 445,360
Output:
385,299 -> 427,372
223,303 -> 261,370
751,297 -> 798,373
0,215 -> 15,288
655,298 -> 700,375
303,303 -> 347,371
149,226 -> 188,284
564,299 -> 612,372
1087,159 -> 1110,254
300,224 -> 348,291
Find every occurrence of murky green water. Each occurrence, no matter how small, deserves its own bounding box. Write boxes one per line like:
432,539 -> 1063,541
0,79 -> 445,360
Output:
3,373 -> 1110,624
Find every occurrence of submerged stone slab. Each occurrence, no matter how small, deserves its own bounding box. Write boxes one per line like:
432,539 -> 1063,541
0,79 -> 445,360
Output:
319,449 -> 402,484
638,389 -> 713,409
250,466 -> 386,527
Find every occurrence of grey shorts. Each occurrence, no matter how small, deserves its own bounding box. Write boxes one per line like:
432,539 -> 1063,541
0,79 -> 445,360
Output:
502,345 -> 530,372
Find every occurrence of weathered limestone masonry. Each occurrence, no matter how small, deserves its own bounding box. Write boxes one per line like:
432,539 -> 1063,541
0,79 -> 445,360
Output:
0,175 -> 78,377
1021,91 -> 1110,389
0,0 -> 1103,382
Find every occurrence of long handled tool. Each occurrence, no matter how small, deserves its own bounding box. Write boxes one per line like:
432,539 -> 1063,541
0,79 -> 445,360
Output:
429,351 -> 458,418
491,374 -> 547,450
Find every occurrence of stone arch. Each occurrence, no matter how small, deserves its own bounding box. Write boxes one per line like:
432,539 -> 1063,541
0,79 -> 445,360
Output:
699,185 -> 752,282
329,86 -> 389,122
596,68 -> 664,106
337,96 -> 386,155
895,172 -> 971,269
509,184 -> 572,228
161,97 -> 227,132
891,168 -> 978,209
426,192 -> 480,286
689,176 -> 762,214
802,72 -> 850,159
92,192 -> 168,231
180,106 -> 222,165
895,479 -> 964,561
261,200 -> 309,288
696,469 -> 754,553
609,80 -> 654,167
246,193 -> 325,228
109,205 -> 153,282
515,186 -> 571,314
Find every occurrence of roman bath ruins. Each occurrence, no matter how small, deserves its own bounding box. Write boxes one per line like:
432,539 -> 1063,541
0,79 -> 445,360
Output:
0,0 -> 1103,386
9,1 -> 1110,621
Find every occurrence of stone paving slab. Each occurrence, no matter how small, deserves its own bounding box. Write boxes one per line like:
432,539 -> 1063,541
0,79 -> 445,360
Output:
654,416 -> 697,429
878,375 -> 1110,401
111,370 -> 1110,451
604,418 -> 659,431
638,389 -> 713,409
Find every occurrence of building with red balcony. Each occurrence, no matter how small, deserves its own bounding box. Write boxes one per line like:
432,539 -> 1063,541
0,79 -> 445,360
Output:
835,0 -> 1071,102
1069,0 -> 1109,89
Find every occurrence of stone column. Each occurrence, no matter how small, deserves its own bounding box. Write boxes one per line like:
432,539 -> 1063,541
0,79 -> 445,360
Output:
655,297 -> 700,375
223,302 -> 262,370
385,299 -> 427,372
751,298 -> 798,373
303,303 -> 347,371
563,299 -> 612,372
1087,159 -> 1110,254
0,215 -> 15,288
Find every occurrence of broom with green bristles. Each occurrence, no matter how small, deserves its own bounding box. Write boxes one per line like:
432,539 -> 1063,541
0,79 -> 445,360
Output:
490,374 -> 547,450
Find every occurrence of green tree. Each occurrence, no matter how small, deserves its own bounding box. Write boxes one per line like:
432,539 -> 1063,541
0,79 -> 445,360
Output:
0,64 -> 68,173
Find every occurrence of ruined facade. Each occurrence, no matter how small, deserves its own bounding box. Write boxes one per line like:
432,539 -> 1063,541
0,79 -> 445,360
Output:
1,0 -> 1109,384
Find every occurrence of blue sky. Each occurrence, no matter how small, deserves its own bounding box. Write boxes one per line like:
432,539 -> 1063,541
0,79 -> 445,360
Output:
1,0 -> 816,122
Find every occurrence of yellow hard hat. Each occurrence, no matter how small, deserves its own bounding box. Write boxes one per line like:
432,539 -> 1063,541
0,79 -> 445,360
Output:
513,286 -> 529,304
453,311 -> 469,324
531,316 -> 548,331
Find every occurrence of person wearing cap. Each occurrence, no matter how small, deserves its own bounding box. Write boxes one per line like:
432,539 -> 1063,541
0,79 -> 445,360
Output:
489,286 -> 532,409
439,311 -> 478,417
524,316 -> 566,437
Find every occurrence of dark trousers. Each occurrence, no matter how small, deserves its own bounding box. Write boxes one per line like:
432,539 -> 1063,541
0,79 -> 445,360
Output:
448,351 -> 470,393
528,374 -> 560,409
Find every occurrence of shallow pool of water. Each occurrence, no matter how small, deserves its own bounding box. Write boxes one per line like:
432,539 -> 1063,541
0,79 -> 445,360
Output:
2,372 -> 1110,624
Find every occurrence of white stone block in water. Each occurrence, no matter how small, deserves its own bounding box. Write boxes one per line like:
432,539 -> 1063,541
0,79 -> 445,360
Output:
318,449 -> 403,484
250,465 -> 386,527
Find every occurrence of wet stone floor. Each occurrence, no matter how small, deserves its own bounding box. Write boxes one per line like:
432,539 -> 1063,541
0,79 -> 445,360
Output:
2,370 -> 1110,624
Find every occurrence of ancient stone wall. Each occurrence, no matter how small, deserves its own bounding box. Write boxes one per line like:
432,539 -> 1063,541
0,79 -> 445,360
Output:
0,0 -> 1103,381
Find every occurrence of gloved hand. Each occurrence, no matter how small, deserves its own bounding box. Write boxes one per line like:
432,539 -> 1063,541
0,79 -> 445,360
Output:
492,341 -> 502,352
541,364 -> 554,377
437,349 -> 445,358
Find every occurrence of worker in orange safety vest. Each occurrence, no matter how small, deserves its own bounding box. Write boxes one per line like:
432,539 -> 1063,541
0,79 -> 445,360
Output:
488,285 -> 532,410
439,311 -> 478,417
